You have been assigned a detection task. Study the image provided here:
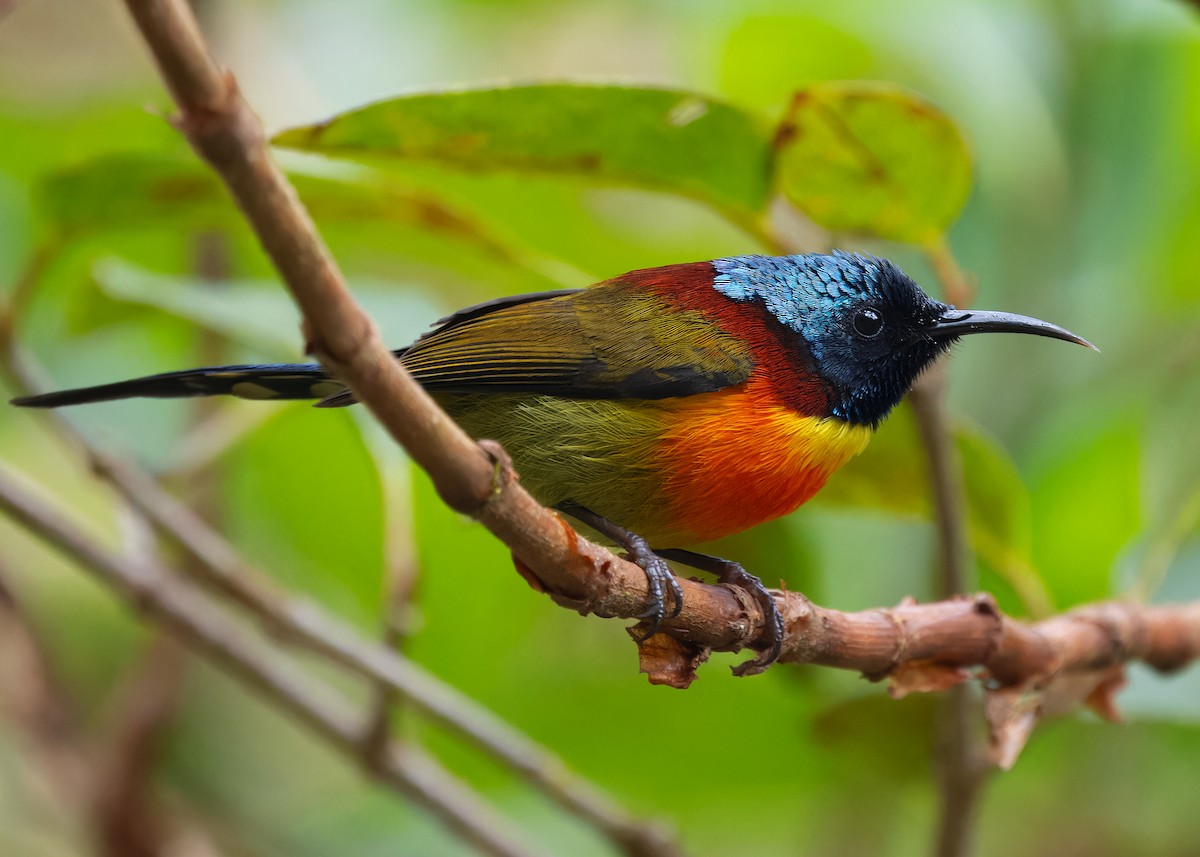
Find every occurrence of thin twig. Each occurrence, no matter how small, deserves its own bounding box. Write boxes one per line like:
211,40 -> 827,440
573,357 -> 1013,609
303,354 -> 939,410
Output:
910,367 -> 971,601
0,561 -> 93,808
0,465 -> 550,857
358,422 -> 424,761
915,244 -> 983,857
364,498 -> 422,764
94,636 -> 188,857
90,231 -> 231,857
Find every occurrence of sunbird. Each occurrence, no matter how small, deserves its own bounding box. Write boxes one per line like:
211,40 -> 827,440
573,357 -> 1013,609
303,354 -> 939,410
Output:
12,252 -> 1094,674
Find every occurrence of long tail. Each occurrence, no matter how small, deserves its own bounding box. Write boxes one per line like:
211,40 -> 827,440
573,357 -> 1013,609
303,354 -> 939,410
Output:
10,363 -> 349,408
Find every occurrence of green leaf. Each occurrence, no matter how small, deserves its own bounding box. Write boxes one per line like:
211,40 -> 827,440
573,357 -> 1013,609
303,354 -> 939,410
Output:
39,152 -> 233,237
773,82 -> 972,244
1031,420 -> 1142,606
816,403 -> 926,515
93,258 -> 301,355
271,83 -> 774,218
37,151 -> 536,267
92,258 -> 440,357
816,404 -> 1050,614
224,406 -> 387,620
957,420 -> 1051,616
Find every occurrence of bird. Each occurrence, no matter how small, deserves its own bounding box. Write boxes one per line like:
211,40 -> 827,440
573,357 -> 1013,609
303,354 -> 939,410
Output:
11,252 -> 1094,675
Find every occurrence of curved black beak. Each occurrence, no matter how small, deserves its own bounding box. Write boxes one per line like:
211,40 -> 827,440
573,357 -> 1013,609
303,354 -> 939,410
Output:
931,309 -> 1098,351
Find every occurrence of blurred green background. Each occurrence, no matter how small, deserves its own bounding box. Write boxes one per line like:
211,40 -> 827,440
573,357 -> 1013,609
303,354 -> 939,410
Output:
2,0 -> 1199,855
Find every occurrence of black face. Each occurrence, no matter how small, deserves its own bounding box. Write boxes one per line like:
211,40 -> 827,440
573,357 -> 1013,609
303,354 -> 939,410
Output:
711,252 -> 1095,429
804,262 -> 954,427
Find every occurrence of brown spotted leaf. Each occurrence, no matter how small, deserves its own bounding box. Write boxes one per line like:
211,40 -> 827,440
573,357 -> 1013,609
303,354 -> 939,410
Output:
774,82 -> 971,245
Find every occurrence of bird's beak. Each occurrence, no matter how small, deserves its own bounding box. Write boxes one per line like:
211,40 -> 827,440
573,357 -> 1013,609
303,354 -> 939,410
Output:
930,309 -> 1098,351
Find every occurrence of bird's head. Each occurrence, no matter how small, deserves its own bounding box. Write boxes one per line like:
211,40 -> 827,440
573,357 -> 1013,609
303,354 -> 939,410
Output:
713,252 -> 1094,427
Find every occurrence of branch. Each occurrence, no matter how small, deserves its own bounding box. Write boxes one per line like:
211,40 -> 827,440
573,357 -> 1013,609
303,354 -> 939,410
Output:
0,464 -> 549,857
910,324 -> 984,857
910,366 -> 971,599
0,562 -> 92,807
93,636 -> 188,857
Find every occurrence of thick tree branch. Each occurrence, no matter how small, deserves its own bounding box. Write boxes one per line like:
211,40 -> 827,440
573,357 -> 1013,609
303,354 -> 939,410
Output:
4,457 -> 1200,777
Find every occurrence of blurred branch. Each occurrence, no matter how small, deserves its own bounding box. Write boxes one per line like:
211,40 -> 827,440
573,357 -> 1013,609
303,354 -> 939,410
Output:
915,243 -> 981,857
0,464 -> 551,857
2,241 -> 58,330
0,561 -> 92,808
94,636 -> 189,857
0,562 -> 233,857
90,231 -> 228,857
365,501 -> 422,762
910,366 -> 971,600
927,236 -> 974,309
911,373 -> 985,856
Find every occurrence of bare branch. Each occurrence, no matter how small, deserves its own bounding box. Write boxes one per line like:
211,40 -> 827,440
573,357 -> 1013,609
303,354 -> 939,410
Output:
0,464 -> 550,857
0,563 -> 92,807
94,637 -> 188,857
913,249 -> 984,857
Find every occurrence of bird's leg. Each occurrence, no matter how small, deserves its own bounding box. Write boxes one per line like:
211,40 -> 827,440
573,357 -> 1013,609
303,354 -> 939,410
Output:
555,502 -> 684,640
654,548 -> 785,677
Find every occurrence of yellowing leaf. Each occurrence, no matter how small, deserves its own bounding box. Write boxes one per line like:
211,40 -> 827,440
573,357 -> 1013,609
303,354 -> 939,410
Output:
774,82 -> 972,244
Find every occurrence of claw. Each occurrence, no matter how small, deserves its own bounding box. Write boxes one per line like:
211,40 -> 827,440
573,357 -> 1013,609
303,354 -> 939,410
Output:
555,502 -> 681,641
631,551 -> 667,637
665,575 -> 685,619
725,567 -> 785,677
553,504 -> 782,669
623,539 -> 676,640
656,549 -> 785,676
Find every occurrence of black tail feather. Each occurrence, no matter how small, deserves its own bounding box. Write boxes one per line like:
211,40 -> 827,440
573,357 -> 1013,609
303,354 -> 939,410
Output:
10,363 -> 342,408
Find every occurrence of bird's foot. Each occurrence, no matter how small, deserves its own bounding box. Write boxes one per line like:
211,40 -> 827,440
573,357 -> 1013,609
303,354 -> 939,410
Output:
656,549 -> 785,676
555,503 -> 684,640
717,563 -> 785,676
623,538 -> 685,640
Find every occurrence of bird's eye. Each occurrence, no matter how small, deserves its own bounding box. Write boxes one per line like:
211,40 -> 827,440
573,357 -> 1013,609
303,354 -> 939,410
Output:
853,307 -> 884,338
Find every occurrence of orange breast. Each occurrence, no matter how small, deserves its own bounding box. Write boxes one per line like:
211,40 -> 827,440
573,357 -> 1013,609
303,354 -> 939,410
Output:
655,376 -> 872,544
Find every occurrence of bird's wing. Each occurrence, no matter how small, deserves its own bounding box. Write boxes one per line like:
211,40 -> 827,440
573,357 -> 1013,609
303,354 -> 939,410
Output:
397,283 -> 755,400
